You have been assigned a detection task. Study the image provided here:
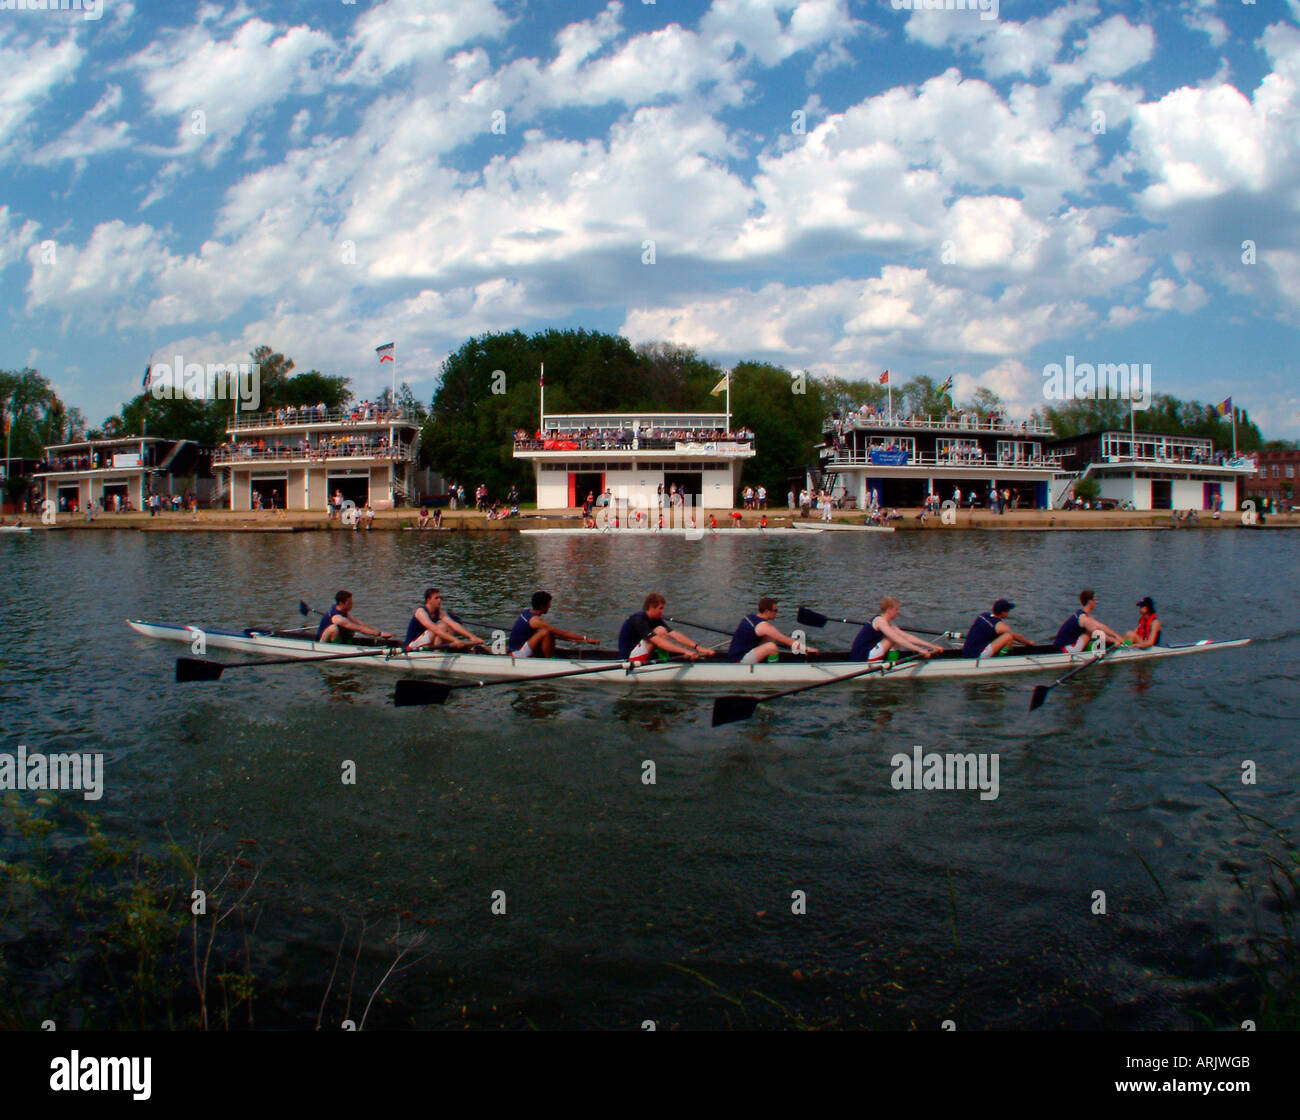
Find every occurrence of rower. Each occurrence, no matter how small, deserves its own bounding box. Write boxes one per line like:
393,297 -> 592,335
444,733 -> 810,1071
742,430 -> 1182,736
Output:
618,593 -> 714,663
507,591 -> 600,658
318,590 -> 393,644
1122,596 -> 1163,649
405,588 -> 484,651
962,599 -> 1034,658
850,597 -> 944,661
1053,589 -> 1125,653
728,597 -> 818,664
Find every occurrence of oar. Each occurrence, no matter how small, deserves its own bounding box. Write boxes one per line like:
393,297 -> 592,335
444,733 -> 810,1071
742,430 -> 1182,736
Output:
393,657 -> 687,707
667,616 -> 732,637
1029,637 -> 1119,711
711,654 -> 922,728
177,646 -> 403,683
795,605 -> 964,640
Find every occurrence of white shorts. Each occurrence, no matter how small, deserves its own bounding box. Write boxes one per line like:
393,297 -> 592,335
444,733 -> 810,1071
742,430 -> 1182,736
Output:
1062,634 -> 1091,654
408,630 -> 435,650
867,642 -> 886,661
628,640 -> 653,663
739,647 -> 766,665
512,641 -> 534,659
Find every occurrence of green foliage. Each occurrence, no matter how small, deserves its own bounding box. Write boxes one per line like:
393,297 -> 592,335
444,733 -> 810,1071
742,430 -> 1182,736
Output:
1073,476 -> 1101,503
0,368 -> 84,458
731,362 -> 829,495
1032,393 -> 1263,452
273,370 -> 352,411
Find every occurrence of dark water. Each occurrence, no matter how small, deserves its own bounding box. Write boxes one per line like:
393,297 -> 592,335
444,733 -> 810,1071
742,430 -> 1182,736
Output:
2,528 -> 1297,1029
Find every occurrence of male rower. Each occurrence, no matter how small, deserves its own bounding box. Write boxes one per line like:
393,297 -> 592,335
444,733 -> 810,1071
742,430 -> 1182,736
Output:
729,597 -> 818,664
1122,596 -> 1163,649
850,597 -> 944,661
1053,589 -> 1125,653
318,590 -> 393,643
963,599 -> 1035,658
618,593 -> 715,663
508,591 -> 600,658
405,588 -> 484,651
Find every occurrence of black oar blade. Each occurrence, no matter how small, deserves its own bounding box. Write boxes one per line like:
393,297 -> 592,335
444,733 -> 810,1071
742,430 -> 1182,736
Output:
394,679 -> 453,707
177,657 -> 224,683
1029,684 -> 1050,712
796,606 -> 828,629
712,695 -> 760,727
299,600 -> 311,617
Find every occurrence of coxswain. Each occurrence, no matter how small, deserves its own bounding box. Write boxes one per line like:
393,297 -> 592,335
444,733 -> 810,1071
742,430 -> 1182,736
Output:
962,599 -> 1034,658
618,593 -> 714,663
850,597 -> 944,661
405,588 -> 484,650
1052,589 -> 1125,653
1122,596 -> 1162,648
508,591 -> 599,658
318,590 -> 392,644
728,597 -> 818,664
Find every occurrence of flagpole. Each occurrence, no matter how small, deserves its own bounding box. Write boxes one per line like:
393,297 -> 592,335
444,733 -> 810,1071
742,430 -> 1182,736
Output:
540,363 -> 545,429
1232,406 -> 1237,458
726,370 -> 731,433
887,379 -> 892,424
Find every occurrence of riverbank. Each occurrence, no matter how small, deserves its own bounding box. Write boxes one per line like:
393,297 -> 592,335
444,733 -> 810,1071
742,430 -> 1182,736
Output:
17,507 -> 1299,532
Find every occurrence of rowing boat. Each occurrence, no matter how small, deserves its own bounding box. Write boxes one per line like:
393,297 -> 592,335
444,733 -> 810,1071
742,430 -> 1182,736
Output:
128,620 -> 1249,688
0,525 -> 32,533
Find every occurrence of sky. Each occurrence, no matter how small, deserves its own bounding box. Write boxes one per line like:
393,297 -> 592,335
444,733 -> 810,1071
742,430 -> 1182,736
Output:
2,0 -> 1300,437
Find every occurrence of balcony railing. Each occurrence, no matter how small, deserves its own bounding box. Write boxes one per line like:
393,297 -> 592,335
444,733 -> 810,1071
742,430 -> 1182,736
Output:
227,406 -> 421,433
827,413 -> 1054,436
516,434 -> 754,453
821,450 -> 1065,469
1093,453 -> 1255,470
214,443 -> 416,465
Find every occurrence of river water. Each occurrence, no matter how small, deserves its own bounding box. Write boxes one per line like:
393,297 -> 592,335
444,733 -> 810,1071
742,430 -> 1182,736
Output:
2,528 -> 1296,1029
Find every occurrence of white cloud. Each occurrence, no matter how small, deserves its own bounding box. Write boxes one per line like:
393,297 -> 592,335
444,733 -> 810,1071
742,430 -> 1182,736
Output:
0,32 -> 83,155
128,17 -> 336,161
25,220 -> 177,322
1145,275 -> 1209,313
701,0 -> 859,66
0,205 -> 41,272
347,0 -> 510,82
32,85 -> 130,164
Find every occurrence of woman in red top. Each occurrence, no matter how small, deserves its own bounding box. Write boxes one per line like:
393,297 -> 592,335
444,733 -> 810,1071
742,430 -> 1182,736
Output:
1123,597 -> 1162,648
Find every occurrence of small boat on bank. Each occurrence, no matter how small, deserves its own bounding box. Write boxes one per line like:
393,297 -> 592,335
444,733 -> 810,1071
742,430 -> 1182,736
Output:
0,525 -> 33,533
128,620 -> 1249,688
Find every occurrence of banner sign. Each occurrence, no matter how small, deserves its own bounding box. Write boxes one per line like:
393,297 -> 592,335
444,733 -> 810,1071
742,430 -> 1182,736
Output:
112,453 -> 142,468
675,442 -> 750,456
868,450 -> 910,465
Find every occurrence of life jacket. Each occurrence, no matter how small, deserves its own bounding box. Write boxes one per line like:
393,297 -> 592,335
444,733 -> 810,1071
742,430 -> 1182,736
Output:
1136,612 -> 1159,644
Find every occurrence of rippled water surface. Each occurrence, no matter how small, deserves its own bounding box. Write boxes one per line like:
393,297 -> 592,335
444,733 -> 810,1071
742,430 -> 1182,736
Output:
2,528 -> 1297,1029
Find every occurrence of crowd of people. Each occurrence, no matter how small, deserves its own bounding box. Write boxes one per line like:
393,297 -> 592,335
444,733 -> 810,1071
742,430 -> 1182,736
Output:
835,407 -> 1042,432
514,426 -> 754,451
237,402 -> 413,428
215,435 -> 411,462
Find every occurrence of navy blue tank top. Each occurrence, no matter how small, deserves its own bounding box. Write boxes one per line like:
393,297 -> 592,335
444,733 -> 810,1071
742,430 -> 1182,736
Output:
1053,609 -> 1086,649
962,612 -> 999,657
508,610 -> 536,653
728,614 -> 764,662
850,618 -> 885,661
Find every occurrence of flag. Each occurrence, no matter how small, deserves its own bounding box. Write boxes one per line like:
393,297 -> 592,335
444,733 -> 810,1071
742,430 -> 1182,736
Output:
376,342 -> 395,363
938,375 -> 954,394
711,375 -> 729,396
142,365 -> 152,390
879,370 -> 889,385
1215,397 -> 1232,418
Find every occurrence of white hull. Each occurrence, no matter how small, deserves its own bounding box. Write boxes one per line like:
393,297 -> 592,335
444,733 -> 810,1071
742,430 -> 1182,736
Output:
128,620 -> 1249,688
0,526 -> 33,533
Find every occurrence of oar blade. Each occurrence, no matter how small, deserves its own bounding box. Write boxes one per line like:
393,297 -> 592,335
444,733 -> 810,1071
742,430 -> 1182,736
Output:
394,679 -> 453,707
176,657 -> 224,683
1028,684 -> 1050,712
796,606 -> 828,629
299,600 -> 311,617
711,695 -> 759,727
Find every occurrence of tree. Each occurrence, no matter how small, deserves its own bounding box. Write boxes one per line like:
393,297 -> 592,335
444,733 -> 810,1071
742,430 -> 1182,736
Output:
968,387 -> 1003,422
730,361 -> 830,498
1073,476 -> 1101,504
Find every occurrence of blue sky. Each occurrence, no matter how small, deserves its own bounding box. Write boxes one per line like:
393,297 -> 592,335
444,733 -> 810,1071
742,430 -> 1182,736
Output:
2,0 -> 1299,436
